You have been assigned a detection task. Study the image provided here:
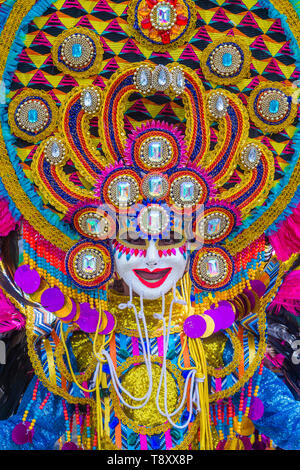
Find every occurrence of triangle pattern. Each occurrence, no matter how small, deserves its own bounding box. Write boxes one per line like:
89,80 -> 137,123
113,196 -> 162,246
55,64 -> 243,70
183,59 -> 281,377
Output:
75,16 -> 97,30
119,38 -> 144,60
27,70 -> 54,89
211,7 -> 232,24
30,30 -> 54,49
262,58 -> 285,80
91,0 -> 117,20
44,12 -> 66,29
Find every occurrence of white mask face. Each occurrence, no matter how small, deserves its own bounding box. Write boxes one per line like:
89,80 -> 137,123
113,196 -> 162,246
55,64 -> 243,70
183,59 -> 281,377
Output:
113,239 -> 187,300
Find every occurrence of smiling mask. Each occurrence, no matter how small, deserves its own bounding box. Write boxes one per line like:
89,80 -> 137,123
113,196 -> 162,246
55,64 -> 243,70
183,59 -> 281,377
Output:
113,238 -> 188,300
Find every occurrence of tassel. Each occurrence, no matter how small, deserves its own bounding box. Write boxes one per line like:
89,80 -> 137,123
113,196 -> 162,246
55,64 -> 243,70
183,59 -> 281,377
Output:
189,337 -> 214,450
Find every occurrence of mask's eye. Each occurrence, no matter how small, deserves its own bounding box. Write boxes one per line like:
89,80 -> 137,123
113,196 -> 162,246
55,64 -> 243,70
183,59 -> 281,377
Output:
119,232 -> 147,246
157,231 -> 184,246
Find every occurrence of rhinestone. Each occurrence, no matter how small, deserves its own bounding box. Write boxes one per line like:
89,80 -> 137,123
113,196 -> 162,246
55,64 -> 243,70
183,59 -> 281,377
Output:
140,69 -> 149,87
176,71 -> 184,88
158,68 -> 167,86
207,217 -> 221,236
153,65 -> 171,91
117,181 -> 130,202
240,144 -> 261,170
135,66 -> 152,93
148,140 -> 163,162
45,138 -> 65,165
148,176 -> 164,197
84,91 -> 92,107
180,181 -> 194,201
28,109 -> 38,123
171,67 -> 185,95
269,99 -> 279,114
206,257 -> 220,278
51,141 -> 60,158
157,4 -> 171,26
86,217 -> 102,235
80,88 -> 100,114
72,43 -> 83,58
82,254 -> 97,274
208,92 -> 228,120
222,52 -> 233,67
216,96 -> 225,112
148,209 -> 162,232
248,147 -> 258,163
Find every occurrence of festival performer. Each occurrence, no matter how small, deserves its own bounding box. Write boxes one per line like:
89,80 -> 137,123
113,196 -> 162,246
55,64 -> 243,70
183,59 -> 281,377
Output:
0,0 -> 299,450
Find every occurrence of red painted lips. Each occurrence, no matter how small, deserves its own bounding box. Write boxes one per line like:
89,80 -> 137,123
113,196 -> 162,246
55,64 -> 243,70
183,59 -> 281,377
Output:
133,268 -> 172,288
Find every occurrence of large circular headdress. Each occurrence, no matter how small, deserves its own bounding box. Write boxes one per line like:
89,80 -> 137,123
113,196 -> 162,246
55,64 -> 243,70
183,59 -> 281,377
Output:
0,0 -> 300,452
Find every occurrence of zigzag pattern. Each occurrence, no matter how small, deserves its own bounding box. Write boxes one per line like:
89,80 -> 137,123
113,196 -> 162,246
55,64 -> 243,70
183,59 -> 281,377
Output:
9,0 -> 298,193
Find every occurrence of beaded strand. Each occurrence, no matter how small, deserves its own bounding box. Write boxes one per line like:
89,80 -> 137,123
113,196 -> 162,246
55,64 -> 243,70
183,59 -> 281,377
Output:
22,379 -> 39,424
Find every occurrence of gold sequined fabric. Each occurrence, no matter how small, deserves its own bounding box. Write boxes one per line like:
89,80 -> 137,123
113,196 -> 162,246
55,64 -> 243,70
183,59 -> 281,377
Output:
120,363 -> 178,427
70,331 -> 93,372
202,333 -> 227,369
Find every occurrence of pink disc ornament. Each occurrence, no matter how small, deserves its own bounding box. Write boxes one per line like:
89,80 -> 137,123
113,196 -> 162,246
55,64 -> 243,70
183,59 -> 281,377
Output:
61,298 -> 78,323
183,315 -> 207,338
12,422 -> 34,445
14,265 -> 41,295
62,441 -> 78,450
77,303 -> 102,333
204,301 -> 235,332
98,310 -> 115,335
40,287 -> 65,312
246,396 -> 264,421
250,280 -> 266,298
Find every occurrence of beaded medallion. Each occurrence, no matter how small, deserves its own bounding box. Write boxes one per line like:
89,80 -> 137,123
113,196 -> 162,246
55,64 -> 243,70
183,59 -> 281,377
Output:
44,138 -> 66,166
128,0 -> 196,51
137,204 -> 170,236
65,240 -> 113,289
196,213 -> 231,244
80,87 -> 101,114
134,65 -> 153,94
140,136 -> 173,168
170,66 -> 185,95
124,121 -> 187,173
152,64 -> 172,91
72,207 -> 117,240
141,172 -> 169,201
169,169 -> 212,209
248,82 -> 297,133
1,0 -> 300,452
8,89 -> 58,143
51,27 -> 103,78
190,247 -> 234,291
201,38 -> 250,85
101,169 -> 141,210
194,203 -> 240,244
207,92 -> 229,120
240,144 -> 262,170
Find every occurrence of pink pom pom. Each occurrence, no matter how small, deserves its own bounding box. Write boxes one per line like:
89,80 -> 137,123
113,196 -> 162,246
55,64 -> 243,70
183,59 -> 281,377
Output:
0,199 -> 18,237
269,202 -> 300,261
0,286 -> 25,333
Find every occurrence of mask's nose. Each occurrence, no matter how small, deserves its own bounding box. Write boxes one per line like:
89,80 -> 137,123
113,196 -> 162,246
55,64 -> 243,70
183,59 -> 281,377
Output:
145,239 -> 158,269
